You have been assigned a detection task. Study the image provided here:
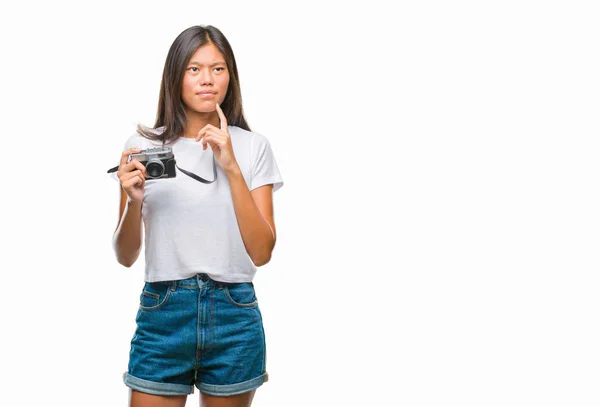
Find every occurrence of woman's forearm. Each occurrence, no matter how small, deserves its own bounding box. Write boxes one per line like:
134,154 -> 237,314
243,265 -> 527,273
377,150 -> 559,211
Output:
226,167 -> 275,266
112,200 -> 143,267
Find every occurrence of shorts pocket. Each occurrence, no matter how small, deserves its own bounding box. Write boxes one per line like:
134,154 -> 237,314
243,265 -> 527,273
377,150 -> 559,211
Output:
224,282 -> 258,308
139,282 -> 172,311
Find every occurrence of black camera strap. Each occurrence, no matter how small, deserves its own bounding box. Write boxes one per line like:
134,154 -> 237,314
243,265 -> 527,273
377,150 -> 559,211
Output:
165,138 -> 217,184
106,138 -> 217,184
175,156 -> 217,184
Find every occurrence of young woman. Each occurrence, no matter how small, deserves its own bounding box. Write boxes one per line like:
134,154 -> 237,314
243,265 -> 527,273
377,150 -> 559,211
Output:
112,25 -> 283,407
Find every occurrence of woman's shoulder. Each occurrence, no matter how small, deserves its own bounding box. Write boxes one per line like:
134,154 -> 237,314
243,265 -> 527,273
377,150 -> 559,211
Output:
229,125 -> 270,145
230,126 -> 273,159
124,127 -> 166,149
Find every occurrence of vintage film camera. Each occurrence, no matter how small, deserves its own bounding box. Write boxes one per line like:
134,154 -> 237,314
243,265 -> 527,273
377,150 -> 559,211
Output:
129,147 -> 176,179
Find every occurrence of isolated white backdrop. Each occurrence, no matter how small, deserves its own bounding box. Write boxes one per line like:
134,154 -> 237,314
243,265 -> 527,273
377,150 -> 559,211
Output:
1,1 -> 599,406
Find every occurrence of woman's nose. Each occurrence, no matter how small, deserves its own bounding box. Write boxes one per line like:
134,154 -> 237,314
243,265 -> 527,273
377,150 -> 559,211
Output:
199,69 -> 213,85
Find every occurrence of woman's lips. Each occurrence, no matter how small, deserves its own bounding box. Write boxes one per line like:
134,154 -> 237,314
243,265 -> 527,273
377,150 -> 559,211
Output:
198,92 -> 215,97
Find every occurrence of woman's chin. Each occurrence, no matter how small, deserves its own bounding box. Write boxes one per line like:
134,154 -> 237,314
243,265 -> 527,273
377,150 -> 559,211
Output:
187,105 -> 218,114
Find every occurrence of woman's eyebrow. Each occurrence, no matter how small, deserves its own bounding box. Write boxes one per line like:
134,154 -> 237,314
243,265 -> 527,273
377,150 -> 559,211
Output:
188,61 -> 226,66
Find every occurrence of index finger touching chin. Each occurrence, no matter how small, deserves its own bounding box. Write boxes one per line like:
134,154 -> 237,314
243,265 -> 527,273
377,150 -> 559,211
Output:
216,103 -> 228,130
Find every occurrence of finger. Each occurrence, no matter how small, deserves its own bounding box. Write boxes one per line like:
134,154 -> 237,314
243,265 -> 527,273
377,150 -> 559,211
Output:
196,124 -> 223,140
123,173 -> 144,189
216,103 -> 228,131
129,159 -> 147,177
206,140 -> 219,151
199,131 -> 220,143
196,125 -> 211,141
135,173 -> 145,188
197,135 -> 207,150
196,132 -> 206,145
117,161 -> 136,177
196,127 -> 210,142
120,170 -> 143,184
119,159 -> 146,177
120,148 -> 141,168
121,177 -> 137,190
200,134 -> 215,150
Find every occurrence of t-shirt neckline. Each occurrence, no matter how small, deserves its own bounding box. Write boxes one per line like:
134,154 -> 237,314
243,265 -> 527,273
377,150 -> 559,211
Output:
174,125 -> 235,144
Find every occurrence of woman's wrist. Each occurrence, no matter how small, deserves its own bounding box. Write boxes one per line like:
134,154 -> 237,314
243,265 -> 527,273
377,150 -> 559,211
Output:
127,198 -> 143,208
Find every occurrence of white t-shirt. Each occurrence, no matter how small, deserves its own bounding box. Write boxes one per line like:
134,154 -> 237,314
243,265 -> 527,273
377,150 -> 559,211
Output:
111,125 -> 284,283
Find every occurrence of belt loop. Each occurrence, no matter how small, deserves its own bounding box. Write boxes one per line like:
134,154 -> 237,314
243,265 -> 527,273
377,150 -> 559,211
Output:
170,280 -> 177,291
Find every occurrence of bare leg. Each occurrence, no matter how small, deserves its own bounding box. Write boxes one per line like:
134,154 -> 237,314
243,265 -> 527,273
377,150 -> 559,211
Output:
200,389 -> 256,407
129,389 -> 188,407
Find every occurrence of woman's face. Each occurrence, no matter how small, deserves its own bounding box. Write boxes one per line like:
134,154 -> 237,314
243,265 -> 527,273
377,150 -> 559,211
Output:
181,43 -> 230,114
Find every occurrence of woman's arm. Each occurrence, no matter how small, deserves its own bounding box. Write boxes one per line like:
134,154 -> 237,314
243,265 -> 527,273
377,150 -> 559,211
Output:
226,167 -> 276,267
112,188 -> 143,267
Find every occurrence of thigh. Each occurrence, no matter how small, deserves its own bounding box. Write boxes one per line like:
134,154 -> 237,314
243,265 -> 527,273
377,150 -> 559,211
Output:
126,281 -> 197,395
198,283 -> 267,390
130,389 -> 187,407
200,389 -> 256,407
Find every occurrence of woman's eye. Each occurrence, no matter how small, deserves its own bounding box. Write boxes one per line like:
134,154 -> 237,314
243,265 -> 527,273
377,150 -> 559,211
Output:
187,67 -> 224,73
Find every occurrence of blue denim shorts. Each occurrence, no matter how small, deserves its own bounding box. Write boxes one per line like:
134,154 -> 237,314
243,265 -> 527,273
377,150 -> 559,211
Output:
123,273 -> 268,396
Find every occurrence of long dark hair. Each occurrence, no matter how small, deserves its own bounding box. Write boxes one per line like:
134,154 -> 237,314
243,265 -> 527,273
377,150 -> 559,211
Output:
137,25 -> 250,145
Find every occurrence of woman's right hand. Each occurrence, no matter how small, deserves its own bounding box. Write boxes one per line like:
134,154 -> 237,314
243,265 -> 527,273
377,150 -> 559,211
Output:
117,148 -> 147,204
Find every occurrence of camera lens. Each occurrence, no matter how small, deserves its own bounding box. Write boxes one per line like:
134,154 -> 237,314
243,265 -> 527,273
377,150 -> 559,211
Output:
146,160 -> 165,178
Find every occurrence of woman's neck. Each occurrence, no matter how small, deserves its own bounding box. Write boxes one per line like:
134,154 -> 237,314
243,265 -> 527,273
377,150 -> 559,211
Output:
183,110 -> 221,138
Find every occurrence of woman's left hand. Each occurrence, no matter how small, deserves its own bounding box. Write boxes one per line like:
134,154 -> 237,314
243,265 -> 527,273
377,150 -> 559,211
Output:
196,103 -> 239,173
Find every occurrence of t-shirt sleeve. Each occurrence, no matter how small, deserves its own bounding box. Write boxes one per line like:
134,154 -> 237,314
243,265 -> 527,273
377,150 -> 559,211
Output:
250,133 -> 284,192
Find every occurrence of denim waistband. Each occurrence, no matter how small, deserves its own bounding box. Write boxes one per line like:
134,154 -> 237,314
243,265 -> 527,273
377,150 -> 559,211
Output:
153,273 -> 227,289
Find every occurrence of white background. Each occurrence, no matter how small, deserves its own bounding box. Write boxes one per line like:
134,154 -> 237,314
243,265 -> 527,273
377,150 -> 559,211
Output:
1,1 -> 599,406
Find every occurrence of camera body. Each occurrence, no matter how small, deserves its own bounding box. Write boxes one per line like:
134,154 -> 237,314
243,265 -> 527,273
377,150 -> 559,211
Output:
130,147 -> 176,179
